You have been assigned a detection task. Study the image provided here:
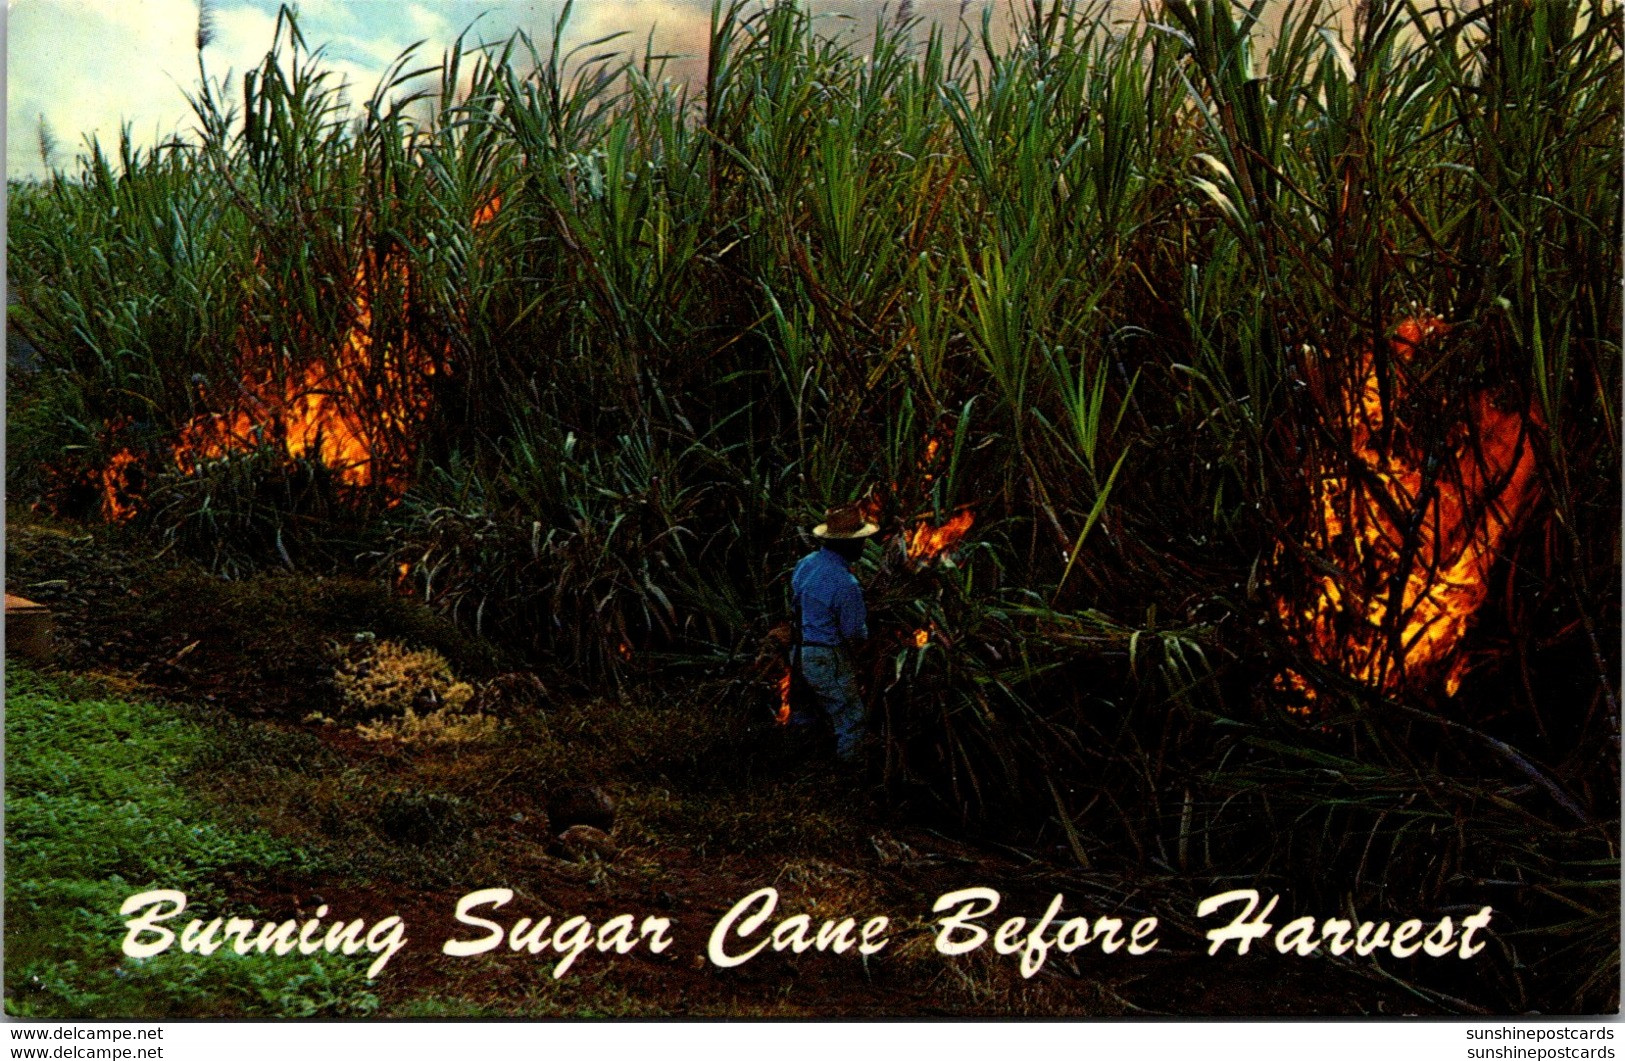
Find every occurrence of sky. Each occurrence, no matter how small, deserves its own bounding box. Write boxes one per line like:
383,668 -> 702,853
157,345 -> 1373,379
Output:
6,0 -> 995,181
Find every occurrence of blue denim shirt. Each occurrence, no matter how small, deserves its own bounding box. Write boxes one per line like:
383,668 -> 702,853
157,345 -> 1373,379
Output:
792,546 -> 868,647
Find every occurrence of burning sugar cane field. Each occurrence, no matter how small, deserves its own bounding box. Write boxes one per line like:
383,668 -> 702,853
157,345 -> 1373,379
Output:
4,0 -> 1620,1019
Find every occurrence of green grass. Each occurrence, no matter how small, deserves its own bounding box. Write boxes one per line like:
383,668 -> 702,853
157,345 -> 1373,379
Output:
4,0 -> 1618,1014
4,666 -> 380,1018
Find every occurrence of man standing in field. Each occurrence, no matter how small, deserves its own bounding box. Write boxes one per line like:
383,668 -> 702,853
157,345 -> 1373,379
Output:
792,505 -> 877,764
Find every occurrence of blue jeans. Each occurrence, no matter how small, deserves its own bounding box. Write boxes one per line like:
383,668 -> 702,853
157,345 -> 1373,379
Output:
797,645 -> 867,761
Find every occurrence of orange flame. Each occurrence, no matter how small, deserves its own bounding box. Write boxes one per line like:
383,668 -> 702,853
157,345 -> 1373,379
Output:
856,432 -> 951,533
84,197 -> 504,519
1278,317 -> 1540,700
856,489 -> 885,527
775,666 -> 792,725
906,510 -> 975,565
99,449 -> 141,523
472,194 -> 503,228
921,436 -> 942,486
171,253 -> 432,495
912,627 -> 930,649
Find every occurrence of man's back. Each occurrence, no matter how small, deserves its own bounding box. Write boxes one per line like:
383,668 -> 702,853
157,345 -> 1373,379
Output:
792,546 -> 868,647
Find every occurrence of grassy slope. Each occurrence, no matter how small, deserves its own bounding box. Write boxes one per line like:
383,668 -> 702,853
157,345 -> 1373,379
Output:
1,658 -> 949,1019
4,666 -> 380,1018
0,512 -> 1535,1018
2,657 -> 1414,1019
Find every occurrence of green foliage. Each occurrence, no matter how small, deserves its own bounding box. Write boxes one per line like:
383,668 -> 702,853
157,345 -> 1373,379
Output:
4,668 -> 379,1017
5,0 -> 1619,1011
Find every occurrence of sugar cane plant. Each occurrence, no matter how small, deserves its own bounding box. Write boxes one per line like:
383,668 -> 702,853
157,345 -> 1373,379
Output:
8,0 -> 1619,1012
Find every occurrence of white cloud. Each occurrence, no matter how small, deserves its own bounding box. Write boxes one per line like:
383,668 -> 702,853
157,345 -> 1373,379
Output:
6,0 -> 425,178
6,0 -> 308,178
6,0 -> 1012,181
205,3 -> 287,78
285,0 -> 360,32
404,4 -> 453,43
10,0 -> 206,177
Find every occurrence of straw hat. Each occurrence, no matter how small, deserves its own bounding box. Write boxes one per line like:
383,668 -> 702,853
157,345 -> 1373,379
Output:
811,504 -> 879,540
